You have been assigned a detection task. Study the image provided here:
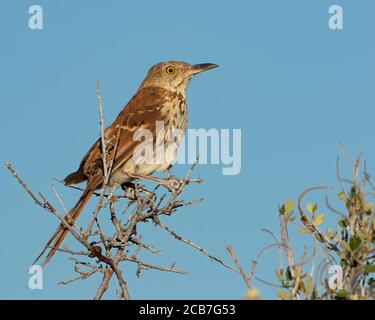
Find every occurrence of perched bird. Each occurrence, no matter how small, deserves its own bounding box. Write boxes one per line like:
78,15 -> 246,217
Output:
33,61 -> 218,267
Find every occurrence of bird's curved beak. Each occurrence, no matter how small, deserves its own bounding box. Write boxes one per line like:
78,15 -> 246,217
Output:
190,63 -> 219,75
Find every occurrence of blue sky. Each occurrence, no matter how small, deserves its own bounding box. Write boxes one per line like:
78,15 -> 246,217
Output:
1,0 -> 375,299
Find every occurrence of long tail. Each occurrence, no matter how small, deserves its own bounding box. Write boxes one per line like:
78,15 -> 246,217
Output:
33,188 -> 94,268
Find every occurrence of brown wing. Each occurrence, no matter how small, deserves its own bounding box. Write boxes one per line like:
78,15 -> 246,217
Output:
64,86 -> 172,188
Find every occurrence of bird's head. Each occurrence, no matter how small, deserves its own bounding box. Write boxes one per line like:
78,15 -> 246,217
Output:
139,61 -> 218,92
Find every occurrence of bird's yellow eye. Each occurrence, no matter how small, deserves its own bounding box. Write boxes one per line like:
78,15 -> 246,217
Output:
165,66 -> 176,75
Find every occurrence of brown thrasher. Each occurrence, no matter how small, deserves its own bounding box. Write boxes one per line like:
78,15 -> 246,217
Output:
33,61 -> 218,267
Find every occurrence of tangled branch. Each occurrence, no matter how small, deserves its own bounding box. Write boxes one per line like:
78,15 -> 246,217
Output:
5,84 -> 238,299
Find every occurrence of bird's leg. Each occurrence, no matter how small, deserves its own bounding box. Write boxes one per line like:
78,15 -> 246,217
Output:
166,165 -> 173,178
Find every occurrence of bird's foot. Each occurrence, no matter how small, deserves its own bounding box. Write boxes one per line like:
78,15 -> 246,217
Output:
121,182 -> 138,200
130,173 -> 181,194
121,181 -> 157,200
165,175 -> 181,192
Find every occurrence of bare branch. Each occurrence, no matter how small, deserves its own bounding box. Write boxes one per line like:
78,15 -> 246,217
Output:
226,245 -> 254,289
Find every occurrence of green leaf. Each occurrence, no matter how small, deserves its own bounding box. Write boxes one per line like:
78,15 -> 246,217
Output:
286,267 -> 293,281
340,241 -> 352,252
337,191 -> 347,202
349,236 -> 362,251
310,290 -> 317,300
365,202 -> 373,214
298,226 -> 309,234
325,228 -> 334,239
364,264 -> 375,273
277,290 -> 290,300
338,220 -> 347,228
336,289 -> 347,299
313,213 -> 325,226
284,200 -> 294,215
312,204 -> 318,214
279,205 -> 285,215
306,276 -> 313,293
306,202 -> 314,215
